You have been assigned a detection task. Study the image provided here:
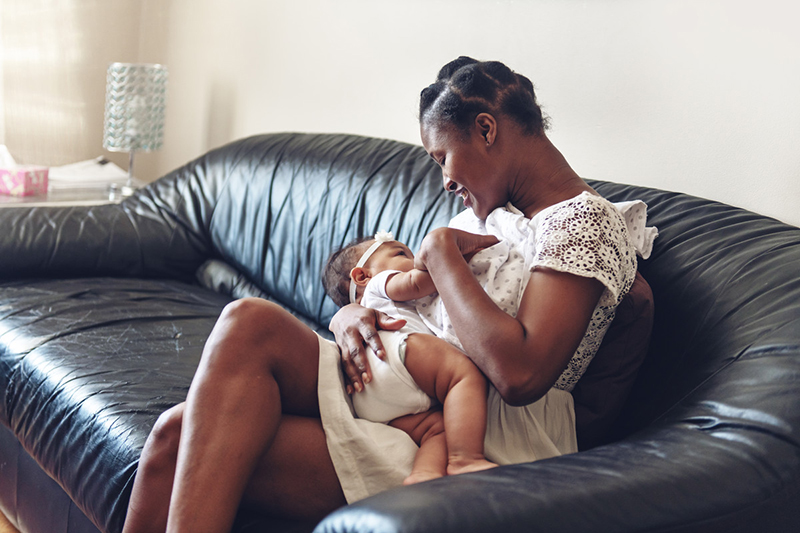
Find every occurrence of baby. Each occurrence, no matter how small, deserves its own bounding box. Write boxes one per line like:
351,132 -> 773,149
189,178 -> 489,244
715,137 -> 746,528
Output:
323,231 -> 496,484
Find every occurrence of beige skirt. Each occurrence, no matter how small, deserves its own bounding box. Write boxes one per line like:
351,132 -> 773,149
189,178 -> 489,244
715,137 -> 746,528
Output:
316,334 -> 577,503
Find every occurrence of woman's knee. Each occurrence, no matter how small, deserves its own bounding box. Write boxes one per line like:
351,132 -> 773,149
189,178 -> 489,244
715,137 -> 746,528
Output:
207,299 -> 297,360
204,297 -> 318,380
218,298 -> 289,337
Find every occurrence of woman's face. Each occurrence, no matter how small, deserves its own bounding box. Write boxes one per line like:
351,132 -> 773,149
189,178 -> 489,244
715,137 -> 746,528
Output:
420,119 -> 506,220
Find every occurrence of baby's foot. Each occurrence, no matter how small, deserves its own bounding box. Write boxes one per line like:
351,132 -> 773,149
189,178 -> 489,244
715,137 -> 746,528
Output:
446,457 -> 498,477
403,470 -> 445,485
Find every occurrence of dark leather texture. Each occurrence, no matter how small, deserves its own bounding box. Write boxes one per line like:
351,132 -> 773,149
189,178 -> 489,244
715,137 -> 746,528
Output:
1,132 -> 798,533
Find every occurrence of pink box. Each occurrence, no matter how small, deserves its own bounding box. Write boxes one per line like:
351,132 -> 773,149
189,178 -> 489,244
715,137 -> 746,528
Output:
0,166 -> 49,197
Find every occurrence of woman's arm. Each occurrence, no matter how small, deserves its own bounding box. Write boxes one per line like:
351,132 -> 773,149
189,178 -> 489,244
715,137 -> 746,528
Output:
384,269 -> 436,301
416,228 -> 604,406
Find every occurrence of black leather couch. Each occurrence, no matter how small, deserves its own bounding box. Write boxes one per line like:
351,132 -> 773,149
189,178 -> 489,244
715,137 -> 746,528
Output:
0,132 -> 798,533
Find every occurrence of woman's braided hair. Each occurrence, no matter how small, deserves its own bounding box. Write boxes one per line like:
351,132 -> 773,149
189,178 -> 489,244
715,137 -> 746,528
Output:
419,57 -> 549,137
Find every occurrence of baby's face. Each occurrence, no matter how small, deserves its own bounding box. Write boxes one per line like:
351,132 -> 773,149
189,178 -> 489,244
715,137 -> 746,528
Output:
364,240 -> 416,273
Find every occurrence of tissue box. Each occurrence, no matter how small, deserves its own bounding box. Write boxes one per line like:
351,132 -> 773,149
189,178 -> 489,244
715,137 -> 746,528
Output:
0,166 -> 49,197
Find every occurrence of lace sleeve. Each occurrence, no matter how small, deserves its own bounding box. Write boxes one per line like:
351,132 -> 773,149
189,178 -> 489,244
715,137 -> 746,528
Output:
531,194 -> 636,306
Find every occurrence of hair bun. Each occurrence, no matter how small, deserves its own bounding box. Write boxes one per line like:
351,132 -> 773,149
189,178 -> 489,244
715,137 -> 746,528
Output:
421,57 -> 548,136
436,56 -> 479,82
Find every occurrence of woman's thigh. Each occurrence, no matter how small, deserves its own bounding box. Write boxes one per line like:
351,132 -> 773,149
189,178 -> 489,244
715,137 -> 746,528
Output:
199,300 -> 345,516
243,414 -> 346,520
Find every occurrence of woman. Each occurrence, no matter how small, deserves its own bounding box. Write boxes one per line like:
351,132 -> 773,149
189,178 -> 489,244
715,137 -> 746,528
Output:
122,57 -> 650,532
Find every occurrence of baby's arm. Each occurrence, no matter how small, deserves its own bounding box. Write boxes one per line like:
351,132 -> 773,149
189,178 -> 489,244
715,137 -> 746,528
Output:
384,269 -> 436,302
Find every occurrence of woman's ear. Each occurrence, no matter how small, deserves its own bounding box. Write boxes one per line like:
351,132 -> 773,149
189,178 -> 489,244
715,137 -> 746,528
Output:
350,267 -> 371,287
475,113 -> 497,146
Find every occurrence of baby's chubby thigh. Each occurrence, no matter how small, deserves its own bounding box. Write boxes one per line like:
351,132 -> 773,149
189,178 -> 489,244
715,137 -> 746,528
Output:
402,332 -> 484,404
350,331 -> 432,424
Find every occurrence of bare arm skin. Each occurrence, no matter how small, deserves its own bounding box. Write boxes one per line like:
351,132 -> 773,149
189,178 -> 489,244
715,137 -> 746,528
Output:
384,269 -> 436,301
416,228 -> 605,406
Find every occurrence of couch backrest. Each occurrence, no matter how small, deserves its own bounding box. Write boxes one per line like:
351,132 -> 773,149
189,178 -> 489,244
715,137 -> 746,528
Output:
135,133 -> 463,326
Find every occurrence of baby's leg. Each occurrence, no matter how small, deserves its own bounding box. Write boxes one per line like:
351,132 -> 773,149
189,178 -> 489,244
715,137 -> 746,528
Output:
389,409 -> 447,485
403,333 -> 497,476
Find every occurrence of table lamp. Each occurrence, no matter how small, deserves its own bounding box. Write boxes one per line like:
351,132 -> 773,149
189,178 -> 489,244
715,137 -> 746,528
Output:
103,62 -> 168,196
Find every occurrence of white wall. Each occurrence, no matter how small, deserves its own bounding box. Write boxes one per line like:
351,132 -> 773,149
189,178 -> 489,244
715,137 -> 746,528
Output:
156,0 -> 799,227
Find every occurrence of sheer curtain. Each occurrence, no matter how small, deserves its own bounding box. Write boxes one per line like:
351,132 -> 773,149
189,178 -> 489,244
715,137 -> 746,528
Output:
0,0 -> 167,173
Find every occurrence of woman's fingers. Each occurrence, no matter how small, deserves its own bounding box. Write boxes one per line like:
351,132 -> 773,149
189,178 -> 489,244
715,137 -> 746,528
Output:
343,340 -> 368,394
336,323 -> 372,393
371,311 -> 406,359
330,305 -> 404,394
347,311 -> 401,388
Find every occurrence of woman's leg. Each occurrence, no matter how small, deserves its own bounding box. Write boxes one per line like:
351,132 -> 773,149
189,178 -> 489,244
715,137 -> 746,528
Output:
123,404 -> 185,533
123,406 -> 343,533
403,334 -> 497,476
123,297 -> 345,533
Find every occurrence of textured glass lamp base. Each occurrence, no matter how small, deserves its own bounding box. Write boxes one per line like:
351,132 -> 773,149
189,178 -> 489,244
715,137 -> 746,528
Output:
107,182 -> 137,200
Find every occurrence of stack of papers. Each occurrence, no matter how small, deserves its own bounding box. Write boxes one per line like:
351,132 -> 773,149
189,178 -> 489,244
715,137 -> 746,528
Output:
48,157 -> 134,191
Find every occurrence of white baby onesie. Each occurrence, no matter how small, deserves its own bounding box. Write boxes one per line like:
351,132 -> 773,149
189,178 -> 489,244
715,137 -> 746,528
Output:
350,270 -> 433,424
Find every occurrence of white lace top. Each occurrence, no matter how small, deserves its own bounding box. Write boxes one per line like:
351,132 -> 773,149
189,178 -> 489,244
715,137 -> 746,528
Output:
414,191 -> 658,391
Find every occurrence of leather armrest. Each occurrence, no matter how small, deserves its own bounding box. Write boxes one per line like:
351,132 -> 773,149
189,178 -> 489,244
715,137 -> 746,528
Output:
318,427 -> 799,533
0,204 -> 145,279
0,193 -> 209,282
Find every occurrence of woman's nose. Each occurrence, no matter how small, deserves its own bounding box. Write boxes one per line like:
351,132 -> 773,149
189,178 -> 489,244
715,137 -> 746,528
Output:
443,176 -> 457,192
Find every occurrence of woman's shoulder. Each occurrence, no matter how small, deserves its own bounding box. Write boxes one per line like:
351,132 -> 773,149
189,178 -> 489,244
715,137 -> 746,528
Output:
534,191 -> 658,260
534,191 -> 618,225
532,192 -> 632,256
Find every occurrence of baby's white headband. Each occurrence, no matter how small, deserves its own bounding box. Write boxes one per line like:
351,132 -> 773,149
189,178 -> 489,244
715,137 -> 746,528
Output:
349,231 -> 394,304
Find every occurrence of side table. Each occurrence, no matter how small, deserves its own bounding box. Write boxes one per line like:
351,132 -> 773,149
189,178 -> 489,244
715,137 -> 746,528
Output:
0,187 -> 126,208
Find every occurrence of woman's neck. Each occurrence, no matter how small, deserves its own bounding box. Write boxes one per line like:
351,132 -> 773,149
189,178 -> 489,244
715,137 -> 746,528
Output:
507,134 -> 594,219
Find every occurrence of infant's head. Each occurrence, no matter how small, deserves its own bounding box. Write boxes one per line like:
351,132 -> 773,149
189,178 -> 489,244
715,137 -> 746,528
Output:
322,232 -> 415,307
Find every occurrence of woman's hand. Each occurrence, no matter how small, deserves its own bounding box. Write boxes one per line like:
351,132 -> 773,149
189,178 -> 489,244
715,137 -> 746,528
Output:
329,304 -> 406,394
415,228 -> 500,270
